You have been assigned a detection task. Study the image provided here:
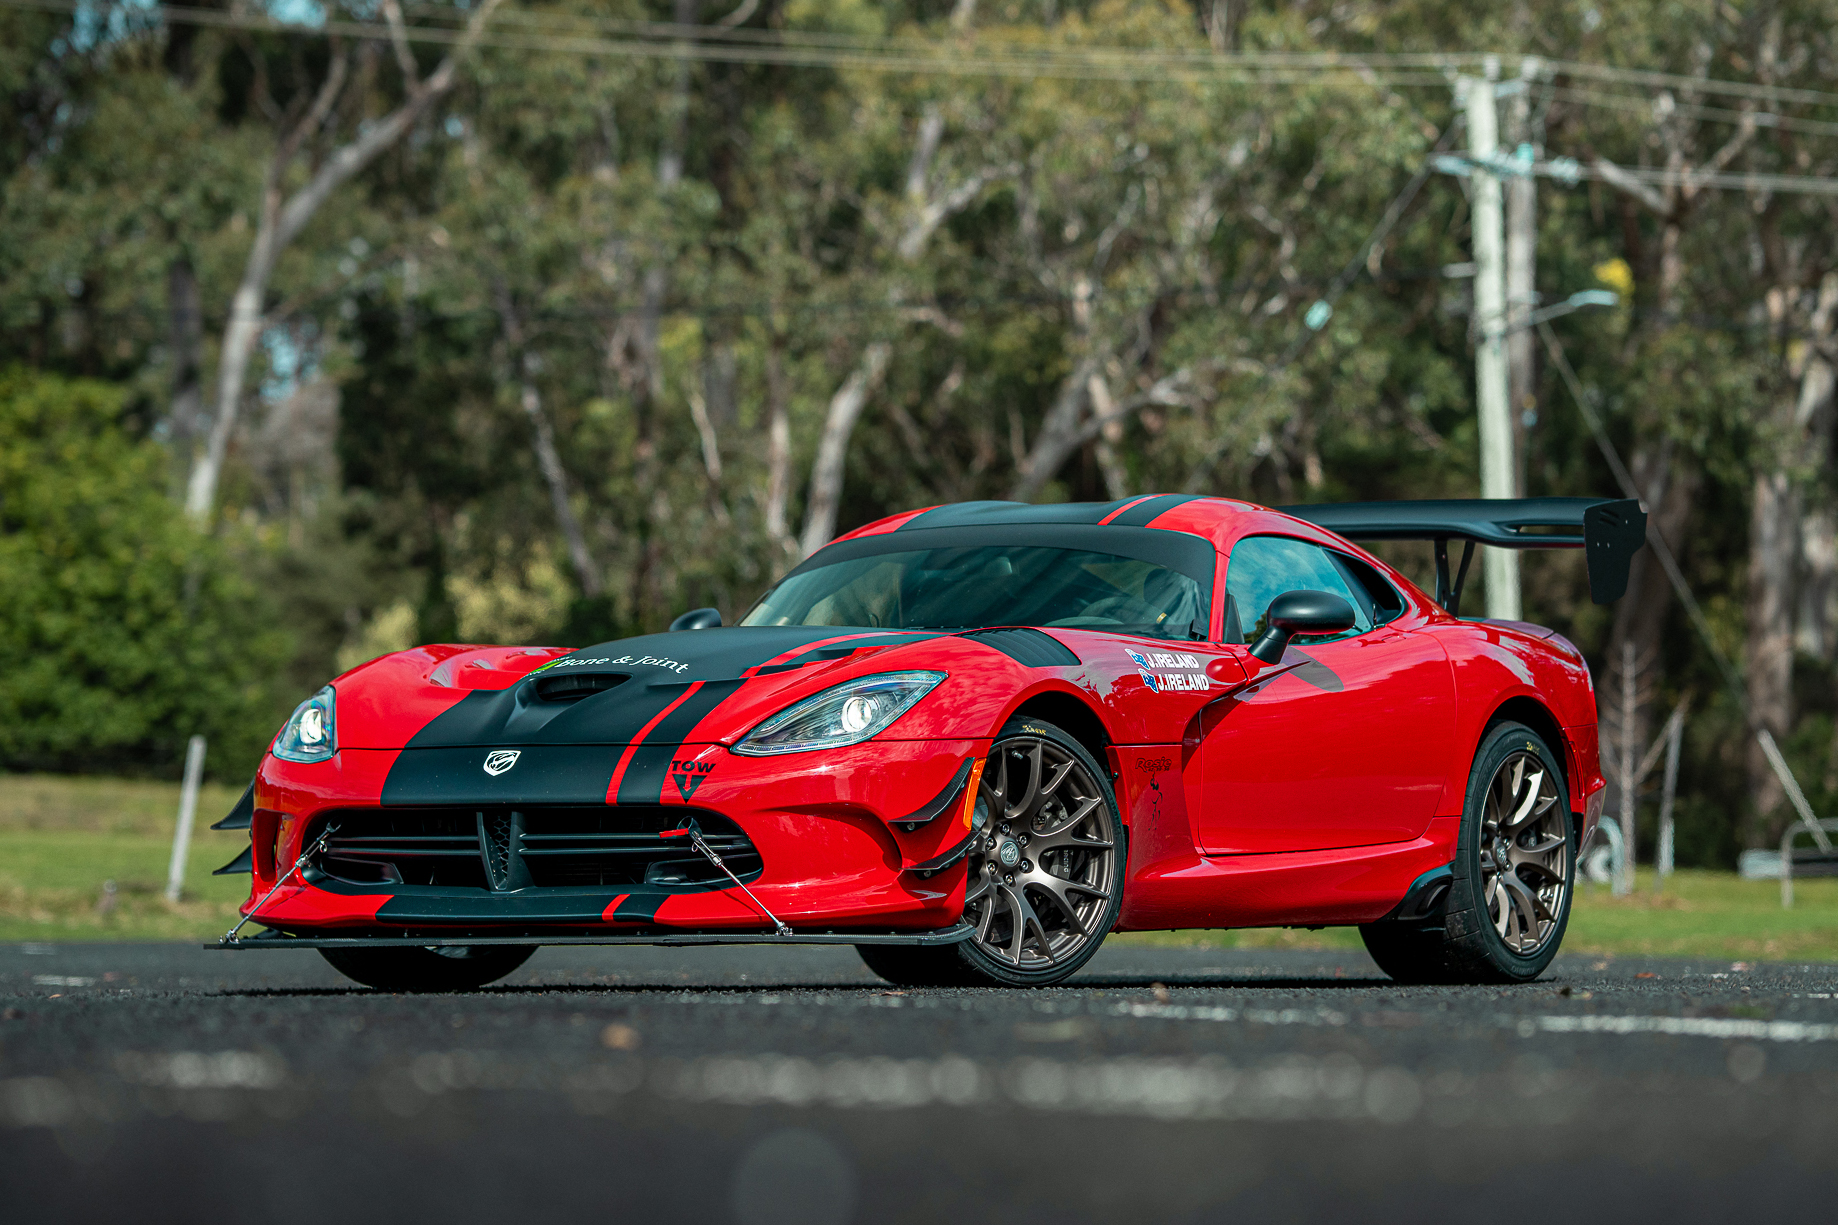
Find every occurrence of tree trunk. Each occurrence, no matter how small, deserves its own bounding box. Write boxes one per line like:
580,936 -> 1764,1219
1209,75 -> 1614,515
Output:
799,342 -> 891,558
1007,355 -> 1098,501
165,255 -> 204,495
762,331 -> 796,566
182,0 -> 504,525
1744,274 -> 1838,846
1745,465 -> 1799,847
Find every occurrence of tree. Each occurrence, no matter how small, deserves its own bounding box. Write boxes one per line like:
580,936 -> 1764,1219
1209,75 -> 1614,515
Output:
0,367 -> 291,774
184,0 -> 505,525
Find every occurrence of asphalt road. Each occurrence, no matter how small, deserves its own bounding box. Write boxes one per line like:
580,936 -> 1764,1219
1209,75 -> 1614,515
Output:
2,939 -> 1836,1224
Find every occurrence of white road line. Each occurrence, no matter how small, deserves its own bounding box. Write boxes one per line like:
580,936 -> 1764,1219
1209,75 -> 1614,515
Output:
690,987 -> 1838,1045
1534,1014 -> 1838,1043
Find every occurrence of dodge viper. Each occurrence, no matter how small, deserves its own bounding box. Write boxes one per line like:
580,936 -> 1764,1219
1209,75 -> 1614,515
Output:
209,493 -> 1645,990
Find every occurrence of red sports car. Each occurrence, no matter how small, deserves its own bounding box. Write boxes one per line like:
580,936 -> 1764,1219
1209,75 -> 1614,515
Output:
211,494 -> 1645,991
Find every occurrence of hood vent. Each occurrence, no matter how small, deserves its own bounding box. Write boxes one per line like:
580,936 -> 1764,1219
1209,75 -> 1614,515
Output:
533,672 -> 631,703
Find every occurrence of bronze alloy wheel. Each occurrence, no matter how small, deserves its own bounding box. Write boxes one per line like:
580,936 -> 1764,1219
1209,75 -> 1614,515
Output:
962,731 -> 1118,970
1480,748 -> 1571,956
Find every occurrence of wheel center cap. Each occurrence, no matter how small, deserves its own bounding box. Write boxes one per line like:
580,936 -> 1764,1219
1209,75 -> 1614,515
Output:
997,840 -> 1022,869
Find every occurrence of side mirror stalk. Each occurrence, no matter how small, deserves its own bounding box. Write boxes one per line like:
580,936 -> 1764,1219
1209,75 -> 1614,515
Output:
1246,590 -> 1357,664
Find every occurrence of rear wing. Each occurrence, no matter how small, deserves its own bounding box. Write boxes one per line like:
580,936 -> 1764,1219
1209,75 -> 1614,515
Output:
1281,497 -> 1647,616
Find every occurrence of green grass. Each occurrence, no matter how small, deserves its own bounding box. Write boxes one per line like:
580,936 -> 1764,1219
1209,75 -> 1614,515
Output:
0,773 -> 251,941
1111,869 -> 1838,961
6,773 -> 1838,958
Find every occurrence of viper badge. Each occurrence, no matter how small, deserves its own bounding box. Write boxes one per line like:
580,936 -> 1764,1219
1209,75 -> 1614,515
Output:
483,749 -> 521,776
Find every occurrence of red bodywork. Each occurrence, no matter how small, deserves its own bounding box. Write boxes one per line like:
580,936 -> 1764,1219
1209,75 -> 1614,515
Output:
239,498 -> 1604,938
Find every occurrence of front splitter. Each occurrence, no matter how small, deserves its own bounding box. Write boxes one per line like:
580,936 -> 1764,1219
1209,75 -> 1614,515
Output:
208,923 -> 975,951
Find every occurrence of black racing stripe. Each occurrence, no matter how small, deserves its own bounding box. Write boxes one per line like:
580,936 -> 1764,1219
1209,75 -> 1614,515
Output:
896,501 -> 1021,528
395,627 -> 919,750
381,744 -> 621,806
611,893 -> 664,923
1107,493 -> 1203,527
895,500 -> 1126,529
401,682 -> 692,750
370,889 -> 626,923
616,678 -> 748,805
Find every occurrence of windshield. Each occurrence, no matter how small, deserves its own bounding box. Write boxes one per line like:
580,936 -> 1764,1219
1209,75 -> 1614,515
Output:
741,545 -> 1208,640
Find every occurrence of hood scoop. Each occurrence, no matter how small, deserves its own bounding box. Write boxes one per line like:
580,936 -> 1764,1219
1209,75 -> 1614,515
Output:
532,672 -> 631,703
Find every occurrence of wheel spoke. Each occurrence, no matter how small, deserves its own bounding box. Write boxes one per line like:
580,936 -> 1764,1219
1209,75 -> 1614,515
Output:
1485,874 -> 1510,938
1514,858 -> 1565,885
1030,818 -> 1111,854
1024,871 -> 1094,936
976,896 -> 998,944
1040,758 -> 1075,797
1505,769 -> 1546,830
1006,744 -> 1043,820
1002,883 -> 1041,963
1500,872 -> 1543,942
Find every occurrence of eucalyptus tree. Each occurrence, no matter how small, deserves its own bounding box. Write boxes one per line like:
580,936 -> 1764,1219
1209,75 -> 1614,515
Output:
184,0 -> 504,526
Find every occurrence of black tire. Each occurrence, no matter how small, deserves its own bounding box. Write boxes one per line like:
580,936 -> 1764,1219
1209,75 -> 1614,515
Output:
1361,721 -> 1575,985
319,944 -> 536,992
857,717 -> 1127,989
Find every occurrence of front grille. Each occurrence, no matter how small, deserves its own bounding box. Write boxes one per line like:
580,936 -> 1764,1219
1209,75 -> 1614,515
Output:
307,806 -> 760,892
482,811 -> 515,887
520,808 -> 762,888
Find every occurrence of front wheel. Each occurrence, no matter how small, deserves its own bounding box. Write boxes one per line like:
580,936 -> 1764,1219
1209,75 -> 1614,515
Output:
319,944 -> 536,992
1361,720 -> 1575,985
858,718 -> 1126,988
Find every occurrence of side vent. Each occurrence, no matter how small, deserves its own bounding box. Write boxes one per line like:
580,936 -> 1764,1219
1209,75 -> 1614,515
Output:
957,627 -> 1081,667
534,672 -> 630,703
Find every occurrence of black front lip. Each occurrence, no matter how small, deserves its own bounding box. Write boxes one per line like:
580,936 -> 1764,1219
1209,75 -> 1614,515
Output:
211,923 -> 977,949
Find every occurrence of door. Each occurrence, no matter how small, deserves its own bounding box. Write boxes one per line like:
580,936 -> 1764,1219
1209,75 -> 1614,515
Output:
1197,535 -> 1455,855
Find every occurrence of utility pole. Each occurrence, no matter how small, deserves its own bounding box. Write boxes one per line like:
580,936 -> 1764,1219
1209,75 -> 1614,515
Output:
1504,58 -> 1540,500
1464,67 -> 1521,620
165,735 -> 207,904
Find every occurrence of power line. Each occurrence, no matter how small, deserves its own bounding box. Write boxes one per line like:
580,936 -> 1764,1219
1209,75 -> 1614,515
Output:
1549,84 -> 1838,141
15,0 -> 1838,112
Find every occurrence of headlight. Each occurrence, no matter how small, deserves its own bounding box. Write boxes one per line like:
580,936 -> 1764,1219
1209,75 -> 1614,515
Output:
733,671 -> 945,756
272,685 -> 337,763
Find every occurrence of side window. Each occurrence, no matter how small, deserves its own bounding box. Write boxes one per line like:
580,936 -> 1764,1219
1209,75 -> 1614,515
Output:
1225,536 -> 1374,645
1330,552 -> 1406,628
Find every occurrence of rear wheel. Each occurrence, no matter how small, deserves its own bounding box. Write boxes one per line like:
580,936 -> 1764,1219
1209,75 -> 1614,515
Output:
319,944 -> 536,992
858,718 -> 1125,988
1361,721 -> 1575,984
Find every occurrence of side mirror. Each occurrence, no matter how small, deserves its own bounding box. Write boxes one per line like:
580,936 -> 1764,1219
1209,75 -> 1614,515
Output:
668,607 -> 723,632
1248,590 -> 1355,664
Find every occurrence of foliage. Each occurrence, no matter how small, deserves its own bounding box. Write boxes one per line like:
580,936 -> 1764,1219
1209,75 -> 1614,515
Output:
4,2 -> 1838,851
0,368 -> 291,777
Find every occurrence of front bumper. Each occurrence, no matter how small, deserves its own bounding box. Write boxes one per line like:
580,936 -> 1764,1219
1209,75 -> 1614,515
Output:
237,737 -> 985,938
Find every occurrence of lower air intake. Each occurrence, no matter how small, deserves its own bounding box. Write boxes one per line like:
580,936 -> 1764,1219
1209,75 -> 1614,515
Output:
306,806 -> 761,892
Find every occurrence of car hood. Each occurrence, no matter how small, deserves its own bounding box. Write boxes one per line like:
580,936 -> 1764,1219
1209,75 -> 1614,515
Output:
336,626 -> 952,753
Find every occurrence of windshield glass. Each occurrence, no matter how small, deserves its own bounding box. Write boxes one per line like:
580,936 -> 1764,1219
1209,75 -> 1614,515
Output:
741,545 -> 1208,639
